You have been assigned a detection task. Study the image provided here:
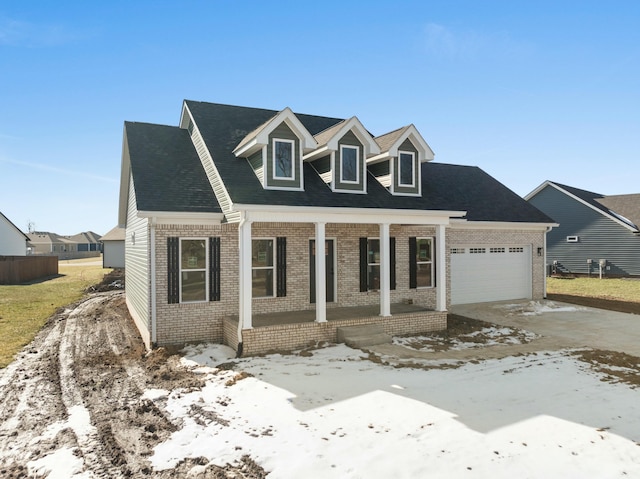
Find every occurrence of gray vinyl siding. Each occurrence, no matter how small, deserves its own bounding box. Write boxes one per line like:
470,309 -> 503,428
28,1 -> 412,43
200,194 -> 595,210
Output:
529,186 -> 640,276
125,175 -> 150,332
187,110 -> 233,213
335,130 -> 365,192
248,150 -> 264,184
266,122 -> 301,189
393,139 -> 420,195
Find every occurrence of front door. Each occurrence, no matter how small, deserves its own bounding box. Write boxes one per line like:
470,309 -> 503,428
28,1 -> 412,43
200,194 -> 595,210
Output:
309,239 -> 335,303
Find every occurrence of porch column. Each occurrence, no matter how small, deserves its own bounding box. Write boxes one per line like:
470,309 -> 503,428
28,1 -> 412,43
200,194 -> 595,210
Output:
379,223 -> 391,317
239,219 -> 253,329
315,222 -> 327,323
436,224 -> 447,311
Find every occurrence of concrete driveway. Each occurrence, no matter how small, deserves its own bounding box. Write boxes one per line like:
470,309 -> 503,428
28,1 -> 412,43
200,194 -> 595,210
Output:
450,299 -> 640,357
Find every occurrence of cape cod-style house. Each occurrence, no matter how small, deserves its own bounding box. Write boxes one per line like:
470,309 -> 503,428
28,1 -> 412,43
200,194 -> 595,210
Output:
118,100 -> 554,355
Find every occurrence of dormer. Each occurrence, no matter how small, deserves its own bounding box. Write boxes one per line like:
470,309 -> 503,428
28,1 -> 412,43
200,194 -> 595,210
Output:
368,124 -> 434,197
233,108 -> 317,191
304,116 -> 380,194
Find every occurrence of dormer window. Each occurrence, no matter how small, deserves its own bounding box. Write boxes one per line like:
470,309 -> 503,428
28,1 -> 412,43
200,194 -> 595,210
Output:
340,145 -> 359,183
399,151 -> 415,187
273,138 -> 295,180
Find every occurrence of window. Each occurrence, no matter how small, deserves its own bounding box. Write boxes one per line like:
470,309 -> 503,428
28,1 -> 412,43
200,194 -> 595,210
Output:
415,238 -> 433,288
273,139 -> 295,179
398,151 -> 415,187
180,239 -> 207,302
509,247 -> 524,253
252,239 -> 275,297
359,237 -> 395,292
470,248 -> 486,254
490,247 -> 506,253
450,248 -> 465,254
367,239 -> 380,291
340,145 -> 359,183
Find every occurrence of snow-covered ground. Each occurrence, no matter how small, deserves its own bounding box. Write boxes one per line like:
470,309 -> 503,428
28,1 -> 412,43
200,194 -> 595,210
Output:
393,326 -> 538,352
496,300 -> 587,316
146,343 -> 640,478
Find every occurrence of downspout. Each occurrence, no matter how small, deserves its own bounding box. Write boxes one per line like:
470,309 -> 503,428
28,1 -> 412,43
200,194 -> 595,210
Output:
543,226 -> 551,299
150,218 -> 157,347
236,213 -> 245,358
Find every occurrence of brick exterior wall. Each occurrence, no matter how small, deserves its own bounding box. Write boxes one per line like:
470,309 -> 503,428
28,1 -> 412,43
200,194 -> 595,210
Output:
150,222 -> 545,355
226,310 -> 447,356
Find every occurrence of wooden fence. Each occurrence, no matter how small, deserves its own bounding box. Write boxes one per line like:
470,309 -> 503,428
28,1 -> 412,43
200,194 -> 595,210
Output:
0,256 -> 59,285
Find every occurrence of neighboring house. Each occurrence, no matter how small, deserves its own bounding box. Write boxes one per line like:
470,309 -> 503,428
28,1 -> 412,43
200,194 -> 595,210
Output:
101,226 -> 125,268
0,211 -> 29,256
69,231 -> 103,252
27,231 -> 102,260
526,181 -> 640,276
28,232 -> 77,255
118,100 -> 554,355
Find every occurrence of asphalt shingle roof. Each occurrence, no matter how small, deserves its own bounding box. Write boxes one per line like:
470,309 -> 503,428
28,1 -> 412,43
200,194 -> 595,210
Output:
125,121 -> 221,213
126,101 -> 552,224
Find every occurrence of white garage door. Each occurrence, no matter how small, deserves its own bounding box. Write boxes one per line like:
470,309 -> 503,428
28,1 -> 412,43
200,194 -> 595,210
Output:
450,245 -> 531,305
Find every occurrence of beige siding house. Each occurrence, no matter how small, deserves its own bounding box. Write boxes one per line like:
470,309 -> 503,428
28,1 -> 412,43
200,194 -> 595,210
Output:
118,100 -> 554,356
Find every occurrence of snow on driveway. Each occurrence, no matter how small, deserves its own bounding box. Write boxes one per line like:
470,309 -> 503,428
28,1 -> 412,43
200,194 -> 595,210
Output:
148,344 -> 640,478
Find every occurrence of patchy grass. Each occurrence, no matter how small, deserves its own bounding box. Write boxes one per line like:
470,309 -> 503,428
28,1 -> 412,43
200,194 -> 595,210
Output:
0,262 -> 111,368
547,277 -> 640,303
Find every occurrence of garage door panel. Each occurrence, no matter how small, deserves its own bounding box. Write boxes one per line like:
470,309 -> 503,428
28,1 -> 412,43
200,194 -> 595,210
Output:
451,246 -> 531,305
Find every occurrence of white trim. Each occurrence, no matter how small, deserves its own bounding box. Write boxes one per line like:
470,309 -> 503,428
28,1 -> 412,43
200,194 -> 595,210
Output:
449,219 -> 557,230
304,117 -> 381,162
239,218 -> 252,330
272,138 -> 296,180
233,107 -> 318,158
435,225 -> 446,311
314,223 -> 327,323
339,144 -> 360,184
379,224 -> 391,317
231,203 -> 466,225
526,181 -> 639,233
137,211 -> 224,225
398,151 -> 416,188
150,221 -> 157,345
369,124 -> 435,164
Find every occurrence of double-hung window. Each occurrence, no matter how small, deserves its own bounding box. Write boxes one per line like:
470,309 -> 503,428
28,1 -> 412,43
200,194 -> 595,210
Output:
340,145 -> 359,183
398,151 -> 415,187
273,138 -> 295,179
415,238 -> 433,288
180,238 -> 207,302
252,238 -> 275,297
367,238 -> 380,291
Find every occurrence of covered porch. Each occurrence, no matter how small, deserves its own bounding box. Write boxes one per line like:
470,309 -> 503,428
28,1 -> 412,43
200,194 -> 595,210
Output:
223,303 -> 447,356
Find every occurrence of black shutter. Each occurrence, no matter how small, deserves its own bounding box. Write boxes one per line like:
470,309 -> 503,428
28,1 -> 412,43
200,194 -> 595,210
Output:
167,237 -> 179,304
209,237 -> 221,301
390,237 -> 396,290
409,237 -> 417,289
359,237 -> 368,292
276,237 -> 286,297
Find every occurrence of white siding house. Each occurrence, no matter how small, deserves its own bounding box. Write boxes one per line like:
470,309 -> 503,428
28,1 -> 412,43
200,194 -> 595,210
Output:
0,212 -> 29,256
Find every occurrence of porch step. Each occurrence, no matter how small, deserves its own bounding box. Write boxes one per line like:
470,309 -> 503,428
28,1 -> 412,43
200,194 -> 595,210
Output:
337,324 -> 392,349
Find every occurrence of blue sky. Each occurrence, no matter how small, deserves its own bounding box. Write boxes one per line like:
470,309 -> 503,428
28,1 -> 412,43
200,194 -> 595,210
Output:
1,1 -> 639,236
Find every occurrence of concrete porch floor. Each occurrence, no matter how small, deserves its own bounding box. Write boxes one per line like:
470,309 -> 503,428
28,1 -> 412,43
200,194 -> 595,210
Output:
231,303 -> 434,328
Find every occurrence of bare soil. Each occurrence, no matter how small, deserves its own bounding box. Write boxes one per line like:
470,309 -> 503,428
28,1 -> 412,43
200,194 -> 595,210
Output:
0,288 -> 266,478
